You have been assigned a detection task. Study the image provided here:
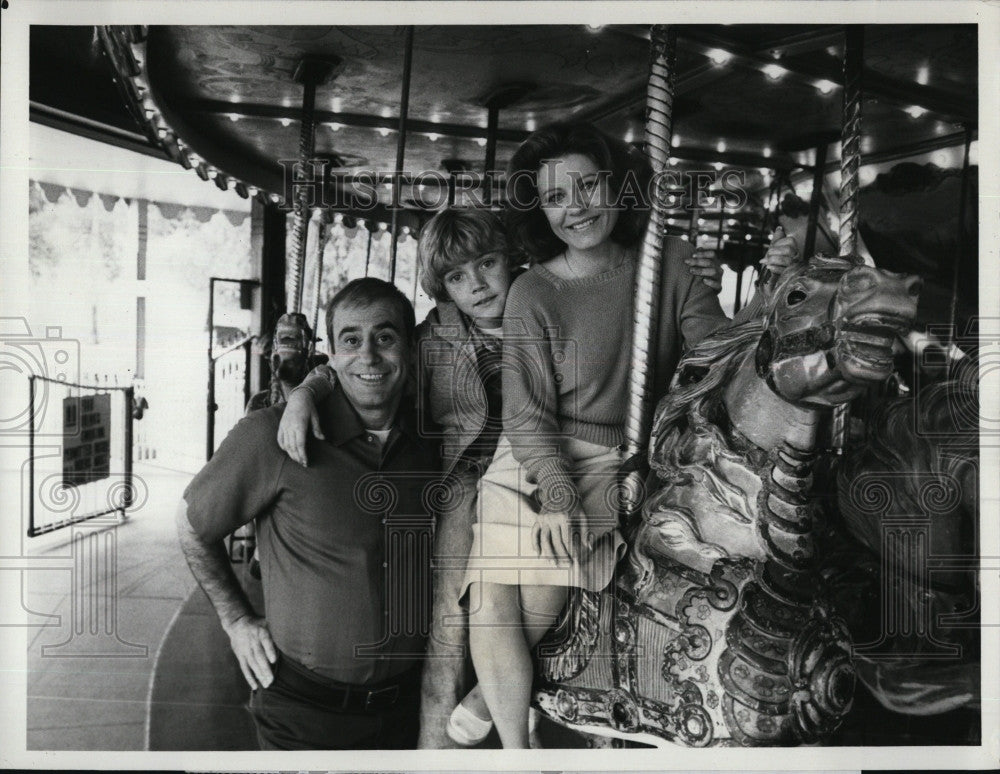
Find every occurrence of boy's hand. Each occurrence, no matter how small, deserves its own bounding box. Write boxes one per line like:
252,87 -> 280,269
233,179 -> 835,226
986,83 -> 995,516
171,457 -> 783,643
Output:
761,226 -> 799,283
277,388 -> 324,467
685,248 -> 724,292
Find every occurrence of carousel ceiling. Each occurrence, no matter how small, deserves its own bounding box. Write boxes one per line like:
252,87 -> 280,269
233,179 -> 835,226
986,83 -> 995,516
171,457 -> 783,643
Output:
30,23 -> 977,219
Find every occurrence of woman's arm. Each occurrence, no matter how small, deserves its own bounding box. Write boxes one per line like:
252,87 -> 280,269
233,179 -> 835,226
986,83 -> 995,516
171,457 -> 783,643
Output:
276,364 -> 337,466
669,237 -> 731,348
501,281 -> 581,521
685,248 -> 725,291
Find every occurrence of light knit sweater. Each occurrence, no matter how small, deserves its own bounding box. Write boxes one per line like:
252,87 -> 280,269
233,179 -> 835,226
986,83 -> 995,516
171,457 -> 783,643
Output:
502,237 -> 745,514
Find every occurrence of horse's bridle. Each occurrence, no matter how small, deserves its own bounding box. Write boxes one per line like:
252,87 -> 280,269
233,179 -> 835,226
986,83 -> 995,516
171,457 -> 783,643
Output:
754,320 -> 837,380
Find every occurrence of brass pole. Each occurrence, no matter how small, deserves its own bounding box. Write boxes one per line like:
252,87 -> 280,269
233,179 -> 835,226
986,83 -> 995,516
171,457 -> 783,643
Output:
311,210 -> 329,357
804,143 -> 829,258
838,26 -> 864,258
288,72 -> 319,313
947,124 -> 973,354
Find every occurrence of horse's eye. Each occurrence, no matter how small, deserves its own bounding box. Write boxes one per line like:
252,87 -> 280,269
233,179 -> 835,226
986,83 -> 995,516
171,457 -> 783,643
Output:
786,289 -> 807,306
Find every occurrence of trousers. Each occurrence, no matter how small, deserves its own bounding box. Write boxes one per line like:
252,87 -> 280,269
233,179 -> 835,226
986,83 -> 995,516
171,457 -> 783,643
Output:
248,653 -> 422,750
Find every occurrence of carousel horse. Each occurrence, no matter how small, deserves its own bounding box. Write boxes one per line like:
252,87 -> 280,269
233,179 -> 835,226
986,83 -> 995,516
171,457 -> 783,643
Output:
533,251 -> 921,746
824,354 -> 980,731
246,312 -> 328,411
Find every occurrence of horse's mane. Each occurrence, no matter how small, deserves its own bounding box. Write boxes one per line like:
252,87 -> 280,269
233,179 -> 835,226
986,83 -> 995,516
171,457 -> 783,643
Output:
650,317 -> 766,469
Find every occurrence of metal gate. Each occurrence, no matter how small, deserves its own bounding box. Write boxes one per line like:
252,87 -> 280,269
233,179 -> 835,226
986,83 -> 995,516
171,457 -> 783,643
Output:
207,335 -> 253,459
28,375 -> 135,537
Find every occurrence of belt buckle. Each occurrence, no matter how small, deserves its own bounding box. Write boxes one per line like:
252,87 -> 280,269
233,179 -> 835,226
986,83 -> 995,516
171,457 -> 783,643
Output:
364,683 -> 399,711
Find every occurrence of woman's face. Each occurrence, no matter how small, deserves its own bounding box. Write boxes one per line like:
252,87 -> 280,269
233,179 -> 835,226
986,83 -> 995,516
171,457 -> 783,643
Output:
537,152 -> 619,253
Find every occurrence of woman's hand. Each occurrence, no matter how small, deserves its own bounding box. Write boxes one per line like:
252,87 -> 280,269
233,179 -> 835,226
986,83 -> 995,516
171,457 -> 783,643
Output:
685,248 -> 724,292
761,226 -> 799,282
276,388 -> 324,467
532,511 -> 583,566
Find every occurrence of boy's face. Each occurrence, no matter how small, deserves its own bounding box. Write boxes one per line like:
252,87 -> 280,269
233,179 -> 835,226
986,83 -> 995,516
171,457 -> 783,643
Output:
442,252 -> 511,327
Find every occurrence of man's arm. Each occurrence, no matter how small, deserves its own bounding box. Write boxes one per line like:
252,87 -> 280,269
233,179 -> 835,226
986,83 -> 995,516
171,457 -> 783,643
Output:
175,500 -> 277,689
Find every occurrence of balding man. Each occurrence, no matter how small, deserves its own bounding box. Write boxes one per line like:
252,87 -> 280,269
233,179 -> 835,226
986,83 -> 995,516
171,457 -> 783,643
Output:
177,278 -> 439,750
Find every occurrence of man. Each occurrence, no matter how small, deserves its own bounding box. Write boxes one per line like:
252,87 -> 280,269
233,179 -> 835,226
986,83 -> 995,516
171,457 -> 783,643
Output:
176,277 -> 439,750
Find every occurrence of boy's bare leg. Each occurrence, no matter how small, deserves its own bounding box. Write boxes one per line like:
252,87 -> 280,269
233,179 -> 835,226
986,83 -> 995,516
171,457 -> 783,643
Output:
418,475 -> 477,749
469,582 -> 566,749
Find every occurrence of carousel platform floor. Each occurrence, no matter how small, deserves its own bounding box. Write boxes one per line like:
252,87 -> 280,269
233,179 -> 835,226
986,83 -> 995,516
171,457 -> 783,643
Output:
24,462 -> 201,750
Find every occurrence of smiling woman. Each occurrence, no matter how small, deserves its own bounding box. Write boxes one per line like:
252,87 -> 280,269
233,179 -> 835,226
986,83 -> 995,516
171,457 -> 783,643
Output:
506,123 -> 651,268
538,153 -> 622,273
454,120 -> 775,749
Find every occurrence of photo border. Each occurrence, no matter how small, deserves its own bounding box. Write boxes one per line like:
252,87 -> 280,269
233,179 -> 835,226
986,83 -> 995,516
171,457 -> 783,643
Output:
2,1 -> 997,770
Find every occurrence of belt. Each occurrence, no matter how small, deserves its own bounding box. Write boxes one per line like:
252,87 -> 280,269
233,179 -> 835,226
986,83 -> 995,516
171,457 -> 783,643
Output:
273,654 -> 421,714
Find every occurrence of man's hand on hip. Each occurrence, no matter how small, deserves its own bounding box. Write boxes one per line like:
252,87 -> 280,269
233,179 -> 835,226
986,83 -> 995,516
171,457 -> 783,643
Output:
225,614 -> 277,690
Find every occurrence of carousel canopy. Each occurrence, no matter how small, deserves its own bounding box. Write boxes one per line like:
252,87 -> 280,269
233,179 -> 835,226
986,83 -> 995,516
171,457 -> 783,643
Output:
29,23 -> 980,326
30,24 -> 976,214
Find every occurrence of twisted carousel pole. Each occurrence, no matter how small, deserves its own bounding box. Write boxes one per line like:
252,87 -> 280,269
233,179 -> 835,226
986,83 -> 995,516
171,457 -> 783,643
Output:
310,210 -> 329,357
621,24 -> 677,517
288,66 -> 320,314
286,57 -> 340,313
388,27 -> 415,284
832,26 -> 865,453
838,27 -> 864,258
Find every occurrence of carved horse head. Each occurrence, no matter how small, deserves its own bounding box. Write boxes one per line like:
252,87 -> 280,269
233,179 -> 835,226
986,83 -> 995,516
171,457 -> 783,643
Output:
754,252 -> 922,407
270,312 -> 315,384
643,253 -> 923,577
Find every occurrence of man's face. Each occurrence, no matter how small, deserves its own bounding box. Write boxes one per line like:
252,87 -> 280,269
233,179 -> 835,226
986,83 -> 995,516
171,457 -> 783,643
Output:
329,299 -> 411,419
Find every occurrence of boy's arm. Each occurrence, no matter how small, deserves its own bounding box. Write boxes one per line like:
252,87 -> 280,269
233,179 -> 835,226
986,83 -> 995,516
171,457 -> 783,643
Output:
295,363 -> 338,402
277,364 -> 337,466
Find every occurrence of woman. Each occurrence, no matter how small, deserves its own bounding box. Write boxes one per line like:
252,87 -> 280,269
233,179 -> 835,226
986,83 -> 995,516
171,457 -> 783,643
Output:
456,121 -> 794,748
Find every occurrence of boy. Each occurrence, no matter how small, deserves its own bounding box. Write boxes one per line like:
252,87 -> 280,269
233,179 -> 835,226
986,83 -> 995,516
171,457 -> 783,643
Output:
278,209 -> 518,748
